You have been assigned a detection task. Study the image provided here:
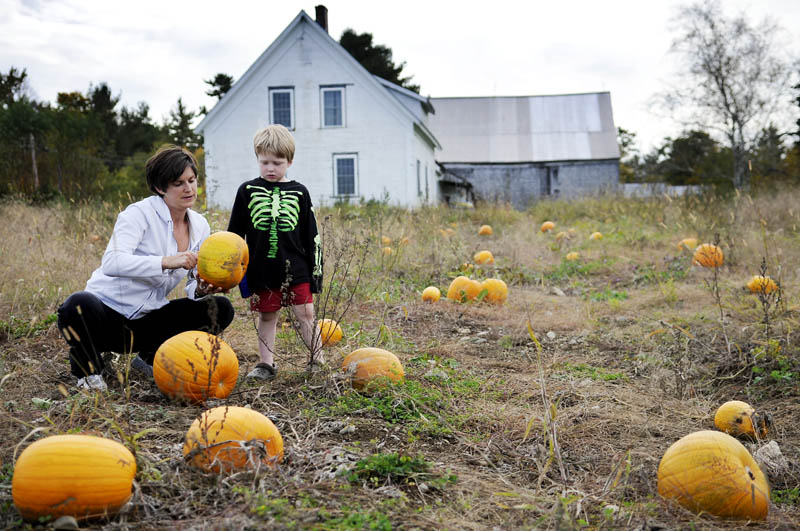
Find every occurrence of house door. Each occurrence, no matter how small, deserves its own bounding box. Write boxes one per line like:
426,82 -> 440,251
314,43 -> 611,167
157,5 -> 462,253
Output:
541,168 -> 552,196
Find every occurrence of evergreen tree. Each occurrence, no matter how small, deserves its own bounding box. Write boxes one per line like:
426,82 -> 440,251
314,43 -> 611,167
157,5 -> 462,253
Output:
166,97 -> 202,151
339,29 -> 420,93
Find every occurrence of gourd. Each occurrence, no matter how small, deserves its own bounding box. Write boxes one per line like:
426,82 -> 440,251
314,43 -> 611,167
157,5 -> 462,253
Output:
540,221 -> 555,233
197,231 -> 249,290
446,276 -> 482,302
12,435 -> 136,521
183,406 -> 283,472
657,430 -> 769,520
153,331 -> 239,403
481,278 -> 508,304
478,225 -> 493,236
746,275 -> 778,295
678,237 -> 699,251
317,318 -> 343,346
714,400 -> 769,439
590,231 -> 603,240
340,347 -> 404,390
473,250 -> 495,265
693,243 -> 724,268
566,252 -> 579,261
421,286 -> 441,303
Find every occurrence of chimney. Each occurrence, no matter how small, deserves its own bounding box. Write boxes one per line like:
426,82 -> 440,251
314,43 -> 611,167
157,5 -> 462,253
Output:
315,5 -> 328,33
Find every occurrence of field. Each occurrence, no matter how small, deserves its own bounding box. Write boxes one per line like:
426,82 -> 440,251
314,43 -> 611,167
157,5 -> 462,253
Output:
1,188 -> 799,530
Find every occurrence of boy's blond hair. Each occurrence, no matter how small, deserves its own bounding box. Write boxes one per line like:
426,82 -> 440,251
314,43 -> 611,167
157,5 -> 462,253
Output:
253,125 -> 295,162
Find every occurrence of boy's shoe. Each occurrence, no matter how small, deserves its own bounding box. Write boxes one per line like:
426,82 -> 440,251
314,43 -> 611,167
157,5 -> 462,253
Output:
130,356 -> 154,378
246,362 -> 276,381
76,374 -> 108,391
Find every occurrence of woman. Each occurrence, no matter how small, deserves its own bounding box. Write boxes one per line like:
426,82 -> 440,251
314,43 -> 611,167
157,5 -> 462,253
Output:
57,145 -> 234,391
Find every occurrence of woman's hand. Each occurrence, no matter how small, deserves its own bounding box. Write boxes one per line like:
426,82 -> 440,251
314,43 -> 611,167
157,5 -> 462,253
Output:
162,251 -> 198,271
196,278 -> 228,297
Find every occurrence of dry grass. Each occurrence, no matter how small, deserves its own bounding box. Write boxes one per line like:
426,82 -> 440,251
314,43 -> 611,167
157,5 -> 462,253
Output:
1,188 -> 799,529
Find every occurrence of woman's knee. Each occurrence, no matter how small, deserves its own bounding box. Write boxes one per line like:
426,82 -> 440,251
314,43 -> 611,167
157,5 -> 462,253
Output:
57,291 -> 102,331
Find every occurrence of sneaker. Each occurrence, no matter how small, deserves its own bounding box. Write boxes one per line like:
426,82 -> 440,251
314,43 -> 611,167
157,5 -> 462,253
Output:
131,356 -> 154,378
246,362 -> 276,381
77,374 -> 108,391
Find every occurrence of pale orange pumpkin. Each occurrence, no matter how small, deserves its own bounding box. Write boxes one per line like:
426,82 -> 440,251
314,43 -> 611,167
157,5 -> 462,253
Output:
317,318 -> 343,346
12,435 -> 136,521
746,275 -> 778,295
481,278 -> 508,304
566,251 -> 580,261
154,331 -> 239,403
183,406 -> 283,473
677,237 -> 699,251
540,221 -> 555,233
381,236 -> 392,246
446,276 -> 482,302
714,400 -> 769,439
473,250 -> 495,265
382,246 -> 394,256
197,231 -> 249,290
421,286 -> 441,303
341,347 -> 404,390
478,225 -> 493,236
693,243 -> 724,268
657,430 -> 769,520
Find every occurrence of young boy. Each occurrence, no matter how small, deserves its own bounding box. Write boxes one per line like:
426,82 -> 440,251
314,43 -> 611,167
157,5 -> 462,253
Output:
227,125 -> 324,380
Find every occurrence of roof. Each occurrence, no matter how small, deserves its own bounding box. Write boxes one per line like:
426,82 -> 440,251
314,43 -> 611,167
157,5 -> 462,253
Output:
428,92 -> 619,163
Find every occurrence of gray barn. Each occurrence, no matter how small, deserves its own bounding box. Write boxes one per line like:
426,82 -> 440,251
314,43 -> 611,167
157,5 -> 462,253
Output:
429,92 -> 620,209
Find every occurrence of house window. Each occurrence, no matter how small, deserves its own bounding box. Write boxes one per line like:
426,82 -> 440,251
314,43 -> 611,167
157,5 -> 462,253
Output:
321,86 -> 345,127
333,154 -> 357,196
269,88 -> 294,129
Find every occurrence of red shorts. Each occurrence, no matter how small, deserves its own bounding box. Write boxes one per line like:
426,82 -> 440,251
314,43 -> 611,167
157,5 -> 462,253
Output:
250,282 -> 313,313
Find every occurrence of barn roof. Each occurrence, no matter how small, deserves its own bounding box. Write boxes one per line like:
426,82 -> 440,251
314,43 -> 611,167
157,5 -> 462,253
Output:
429,92 -> 619,163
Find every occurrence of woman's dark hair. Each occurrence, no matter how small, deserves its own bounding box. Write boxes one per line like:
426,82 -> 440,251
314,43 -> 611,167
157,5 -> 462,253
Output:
145,145 -> 198,196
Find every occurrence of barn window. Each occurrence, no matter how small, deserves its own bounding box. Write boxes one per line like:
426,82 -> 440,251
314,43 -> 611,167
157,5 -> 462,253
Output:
333,154 -> 357,196
321,86 -> 345,127
269,87 -> 294,129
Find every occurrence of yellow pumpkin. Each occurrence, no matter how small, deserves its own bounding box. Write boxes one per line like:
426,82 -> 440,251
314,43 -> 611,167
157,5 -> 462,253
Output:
446,276 -> 482,302
341,347 -> 404,390
317,319 -> 343,346
382,246 -> 393,256
566,251 -> 580,261
540,221 -> 556,233
154,331 -> 239,403
678,237 -> 699,251
693,243 -> 724,268
473,250 -> 495,265
478,225 -> 493,236
657,431 -> 769,520
746,275 -> 778,295
714,400 -> 769,439
481,278 -> 508,304
421,286 -> 441,303
12,435 -> 136,521
381,236 -> 392,246
590,231 -> 603,241
197,231 -> 249,290
183,406 -> 283,473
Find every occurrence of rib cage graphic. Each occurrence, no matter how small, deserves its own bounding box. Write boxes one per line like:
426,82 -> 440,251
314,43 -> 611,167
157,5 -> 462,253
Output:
247,185 -> 302,232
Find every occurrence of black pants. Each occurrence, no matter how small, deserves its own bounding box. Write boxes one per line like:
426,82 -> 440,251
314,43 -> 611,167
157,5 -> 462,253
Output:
57,291 -> 235,377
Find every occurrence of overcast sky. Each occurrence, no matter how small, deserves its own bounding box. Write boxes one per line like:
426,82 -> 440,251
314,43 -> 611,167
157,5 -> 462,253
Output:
2,0 -> 799,152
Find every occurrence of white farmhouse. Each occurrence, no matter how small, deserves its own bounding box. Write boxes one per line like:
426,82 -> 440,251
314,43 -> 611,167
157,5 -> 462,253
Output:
196,7 -> 441,210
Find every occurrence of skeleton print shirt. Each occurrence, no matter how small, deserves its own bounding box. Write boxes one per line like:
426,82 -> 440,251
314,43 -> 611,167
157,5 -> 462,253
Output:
227,178 -> 322,293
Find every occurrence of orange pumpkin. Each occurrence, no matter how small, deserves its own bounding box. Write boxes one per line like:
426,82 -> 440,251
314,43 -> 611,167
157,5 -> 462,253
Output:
540,221 -> 555,233
714,400 -> 769,439
340,347 -> 404,390
446,276 -> 482,302
746,275 -> 778,295
481,278 -> 508,304
197,231 -> 249,290
421,286 -> 441,303
154,331 -> 239,403
183,406 -> 284,473
657,430 -> 769,520
478,225 -> 493,236
473,250 -> 495,265
12,435 -> 136,521
693,243 -> 724,268
317,318 -> 343,346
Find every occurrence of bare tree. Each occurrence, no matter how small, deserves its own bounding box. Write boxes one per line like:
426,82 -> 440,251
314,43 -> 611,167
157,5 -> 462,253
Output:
656,0 -> 797,188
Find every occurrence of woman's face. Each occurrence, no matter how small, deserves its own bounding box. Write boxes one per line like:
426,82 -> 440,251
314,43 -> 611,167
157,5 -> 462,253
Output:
161,165 -> 197,211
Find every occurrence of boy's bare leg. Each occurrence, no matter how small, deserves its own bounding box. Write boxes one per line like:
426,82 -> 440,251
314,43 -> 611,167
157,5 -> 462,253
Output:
256,310 -> 279,367
291,302 -> 323,365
